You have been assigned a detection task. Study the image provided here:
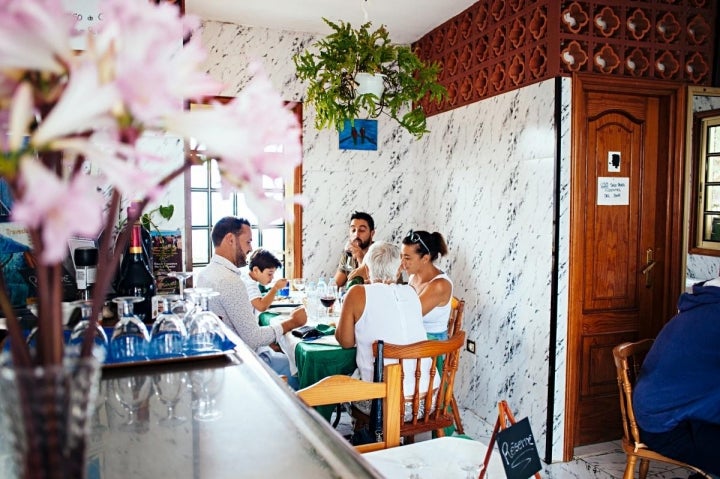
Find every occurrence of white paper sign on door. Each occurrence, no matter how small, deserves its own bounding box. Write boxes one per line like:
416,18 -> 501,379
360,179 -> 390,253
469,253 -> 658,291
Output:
598,177 -> 629,205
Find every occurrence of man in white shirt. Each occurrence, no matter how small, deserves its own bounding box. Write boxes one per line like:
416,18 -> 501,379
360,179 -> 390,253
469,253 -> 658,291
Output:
196,216 -> 306,388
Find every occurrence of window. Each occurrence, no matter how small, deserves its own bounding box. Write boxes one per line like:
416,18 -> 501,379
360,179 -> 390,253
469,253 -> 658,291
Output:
691,109 -> 720,254
185,99 -> 303,276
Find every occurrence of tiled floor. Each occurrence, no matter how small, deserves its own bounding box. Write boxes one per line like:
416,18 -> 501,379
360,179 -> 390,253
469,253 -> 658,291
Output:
548,440 -> 698,478
334,410 -> 703,478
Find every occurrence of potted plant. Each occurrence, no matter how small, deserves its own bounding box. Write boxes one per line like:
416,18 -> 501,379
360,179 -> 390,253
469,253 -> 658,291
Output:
293,18 -> 447,139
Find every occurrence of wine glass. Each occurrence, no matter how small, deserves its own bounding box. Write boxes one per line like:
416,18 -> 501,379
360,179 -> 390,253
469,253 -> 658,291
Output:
109,297 -> 150,363
67,300 -> 108,361
153,371 -> 188,427
166,271 -> 194,316
181,287 -> 213,328
149,295 -> 187,359
184,290 -> 226,354
460,462 -> 485,479
190,368 -> 225,422
112,375 -> 152,433
291,277 -> 305,293
319,284 -> 337,319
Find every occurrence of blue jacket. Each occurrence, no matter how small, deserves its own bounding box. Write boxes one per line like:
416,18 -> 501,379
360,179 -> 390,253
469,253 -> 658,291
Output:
633,281 -> 720,433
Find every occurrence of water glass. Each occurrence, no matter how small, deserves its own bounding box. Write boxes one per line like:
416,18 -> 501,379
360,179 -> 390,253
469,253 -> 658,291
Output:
109,297 -> 150,363
67,300 -> 108,362
185,290 -> 226,354
149,295 -> 187,359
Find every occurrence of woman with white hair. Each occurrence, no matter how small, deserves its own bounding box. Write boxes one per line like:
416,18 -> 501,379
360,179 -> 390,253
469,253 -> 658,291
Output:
336,241 -> 438,398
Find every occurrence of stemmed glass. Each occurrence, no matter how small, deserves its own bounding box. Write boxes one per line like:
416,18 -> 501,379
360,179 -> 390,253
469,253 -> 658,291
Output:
149,295 -> 187,359
181,287 -> 212,328
67,300 -> 108,361
112,375 -> 152,433
190,368 -> 225,422
185,290 -> 226,354
153,371 -> 188,427
319,284 -> 337,319
166,271 -> 194,316
291,277 -> 305,293
109,297 -> 150,363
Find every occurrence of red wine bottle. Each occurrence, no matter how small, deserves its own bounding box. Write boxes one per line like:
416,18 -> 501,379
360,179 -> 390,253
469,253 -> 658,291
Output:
117,223 -> 157,322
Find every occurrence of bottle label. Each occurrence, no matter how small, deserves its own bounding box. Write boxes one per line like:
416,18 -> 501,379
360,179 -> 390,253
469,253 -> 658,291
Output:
76,269 -> 87,289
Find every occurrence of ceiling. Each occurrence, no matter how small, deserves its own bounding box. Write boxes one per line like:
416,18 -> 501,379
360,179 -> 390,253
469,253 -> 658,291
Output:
184,0 -> 477,44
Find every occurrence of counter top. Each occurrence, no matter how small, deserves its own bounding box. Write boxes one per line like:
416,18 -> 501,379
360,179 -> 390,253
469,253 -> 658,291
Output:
0,342 -> 382,479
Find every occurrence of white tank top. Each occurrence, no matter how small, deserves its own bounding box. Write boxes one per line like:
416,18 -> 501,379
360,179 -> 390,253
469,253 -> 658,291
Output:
355,283 -> 439,395
415,272 -> 453,334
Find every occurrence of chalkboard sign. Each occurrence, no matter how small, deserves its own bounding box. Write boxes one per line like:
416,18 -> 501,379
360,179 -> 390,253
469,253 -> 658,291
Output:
496,417 -> 542,479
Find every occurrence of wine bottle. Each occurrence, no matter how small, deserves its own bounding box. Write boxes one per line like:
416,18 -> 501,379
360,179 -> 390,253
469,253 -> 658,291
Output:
117,222 -> 157,322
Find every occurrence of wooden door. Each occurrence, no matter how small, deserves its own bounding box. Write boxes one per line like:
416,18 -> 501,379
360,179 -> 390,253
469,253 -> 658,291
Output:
565,76 -> 685,458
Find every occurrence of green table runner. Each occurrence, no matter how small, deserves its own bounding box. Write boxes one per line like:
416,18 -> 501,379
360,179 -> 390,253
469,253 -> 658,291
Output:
295,342 -> 357,420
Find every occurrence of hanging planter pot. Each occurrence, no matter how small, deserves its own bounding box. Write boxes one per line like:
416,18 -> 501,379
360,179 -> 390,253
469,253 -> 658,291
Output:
354,72 -> 385,101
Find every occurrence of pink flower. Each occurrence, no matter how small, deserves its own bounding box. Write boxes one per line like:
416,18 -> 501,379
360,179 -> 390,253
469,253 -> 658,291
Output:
164,64 -> 301,221
32,60 -> 119,146
11,158 -> 105,264
52,134 -> 164,201
92,0 -> 223,125
0,0 -> 75,73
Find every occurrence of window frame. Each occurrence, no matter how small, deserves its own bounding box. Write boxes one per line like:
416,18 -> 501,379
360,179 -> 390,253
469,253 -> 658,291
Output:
690,108 -> 720,255
183,98 -> 303,277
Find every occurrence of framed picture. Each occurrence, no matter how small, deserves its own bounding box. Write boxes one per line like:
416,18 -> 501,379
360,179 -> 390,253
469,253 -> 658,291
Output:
339,119 -> 377,151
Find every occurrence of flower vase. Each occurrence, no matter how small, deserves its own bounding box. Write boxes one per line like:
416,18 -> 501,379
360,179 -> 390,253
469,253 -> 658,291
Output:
0,357 -> 101,479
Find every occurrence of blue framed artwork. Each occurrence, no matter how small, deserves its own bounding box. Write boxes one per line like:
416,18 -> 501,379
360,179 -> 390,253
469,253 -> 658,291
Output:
339,119 -> 377,151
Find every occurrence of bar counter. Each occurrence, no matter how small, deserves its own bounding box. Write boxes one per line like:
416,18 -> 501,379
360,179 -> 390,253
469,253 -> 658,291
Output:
0,341 -> 383,479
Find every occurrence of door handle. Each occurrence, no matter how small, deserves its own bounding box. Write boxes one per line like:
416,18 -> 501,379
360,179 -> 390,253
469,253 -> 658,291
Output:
641,248 -> 655,288
641,261 -> 656,276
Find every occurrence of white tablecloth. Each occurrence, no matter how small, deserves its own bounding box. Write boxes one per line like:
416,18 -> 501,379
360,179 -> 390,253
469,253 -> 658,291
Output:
363,436 -> 505,478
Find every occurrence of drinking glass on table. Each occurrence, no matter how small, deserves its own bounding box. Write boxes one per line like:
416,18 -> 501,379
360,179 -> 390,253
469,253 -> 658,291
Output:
109,296 -> 150,363
149,295 -> 187,358
185,290 -> 226,354
291,277 -> 306,294
166,271 -> 194,316
320,284 -> 337,319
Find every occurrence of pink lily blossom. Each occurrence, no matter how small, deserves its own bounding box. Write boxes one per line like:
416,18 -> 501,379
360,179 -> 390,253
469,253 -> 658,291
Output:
11,158 -> 105,264
32,60 -> 119,146
92,0 -> 223,125
0,0 -> 75,73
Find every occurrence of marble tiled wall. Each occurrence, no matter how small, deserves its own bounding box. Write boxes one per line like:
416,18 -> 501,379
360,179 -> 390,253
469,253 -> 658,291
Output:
199,21 -> 571,461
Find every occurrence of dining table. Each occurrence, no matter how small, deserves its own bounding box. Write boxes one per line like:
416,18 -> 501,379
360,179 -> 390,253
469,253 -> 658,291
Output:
363,436 -> 507,478
261,302 -> 358,421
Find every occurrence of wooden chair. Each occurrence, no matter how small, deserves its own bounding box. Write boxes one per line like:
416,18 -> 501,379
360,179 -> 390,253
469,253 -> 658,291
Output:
447,297 -> 465,434
376,331 -> 465,442
613,340 -> 712,479
297,363 -> 402,453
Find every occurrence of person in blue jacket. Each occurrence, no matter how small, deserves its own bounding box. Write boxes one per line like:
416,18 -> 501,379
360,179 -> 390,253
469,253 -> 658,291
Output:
633,278 -> 720,475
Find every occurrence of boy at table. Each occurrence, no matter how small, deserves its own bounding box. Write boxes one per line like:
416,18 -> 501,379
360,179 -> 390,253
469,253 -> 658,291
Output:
197,216 -> 306,389
242,248 -> 289,314
336,241 -> 439,418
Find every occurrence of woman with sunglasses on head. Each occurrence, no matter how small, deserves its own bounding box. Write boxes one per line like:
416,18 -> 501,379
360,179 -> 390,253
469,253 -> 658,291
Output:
401,230 -> 452,340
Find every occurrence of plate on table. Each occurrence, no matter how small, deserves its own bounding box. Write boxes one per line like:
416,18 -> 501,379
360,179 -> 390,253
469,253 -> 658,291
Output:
268,304 -> 301,315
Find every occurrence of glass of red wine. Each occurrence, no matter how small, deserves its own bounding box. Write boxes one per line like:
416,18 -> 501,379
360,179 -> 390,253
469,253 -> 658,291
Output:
319,284 -> 337,320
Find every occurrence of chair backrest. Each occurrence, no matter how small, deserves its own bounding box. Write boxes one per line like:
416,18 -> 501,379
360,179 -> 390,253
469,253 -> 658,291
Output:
374,331 -> 465,438
296,363 -> 402,453
447,297 -> 465,338
612,339 -> 654,448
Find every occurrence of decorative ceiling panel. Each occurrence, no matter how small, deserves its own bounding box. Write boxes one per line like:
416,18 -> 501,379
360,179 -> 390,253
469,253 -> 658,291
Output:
414,0 -> 716,116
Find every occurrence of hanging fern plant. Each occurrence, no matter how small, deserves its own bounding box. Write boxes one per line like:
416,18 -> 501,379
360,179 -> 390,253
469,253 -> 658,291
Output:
293,18 -> 447,140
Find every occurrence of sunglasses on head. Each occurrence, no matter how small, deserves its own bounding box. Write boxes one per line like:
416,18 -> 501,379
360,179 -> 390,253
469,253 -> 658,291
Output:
406,230 -> 430,254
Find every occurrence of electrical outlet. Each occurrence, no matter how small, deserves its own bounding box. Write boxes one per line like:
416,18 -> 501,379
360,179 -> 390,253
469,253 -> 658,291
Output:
466,339 -> 476,354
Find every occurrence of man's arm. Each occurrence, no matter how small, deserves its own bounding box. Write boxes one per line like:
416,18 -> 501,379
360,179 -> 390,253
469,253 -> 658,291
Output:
200,265 -> 282,350
279,307 -> 308,334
